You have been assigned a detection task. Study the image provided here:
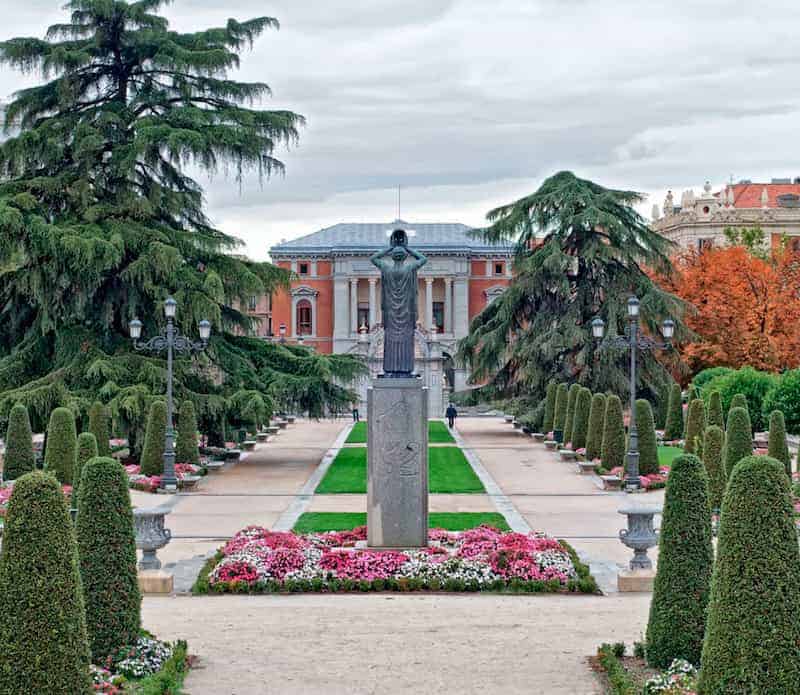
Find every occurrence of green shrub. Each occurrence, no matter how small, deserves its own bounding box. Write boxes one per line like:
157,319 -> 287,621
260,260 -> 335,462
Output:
0,471 -> 92,692
654,380 -> 671,430
571,388 -> 592,451
542,381 -> 557,434
729,392 -> 748,415
762,368 -> 800,435
563,383 -> 580,445
705,367 -> 776,431
724,406 -> 752,478
585,393 -> 606,461
684,398 -> 706,455
88,400 -> 111,457
76,457 -> 141,660
553,383 -> 568,438
636,399 -> 659,476
140,400 -> 167,477
702,426 -> 726,512
44,406 -> 78,485
601,395 -> 625,470
3,403 -> 35,481
692,366 -> 733,393
767,410 -> 790,477
698,456 -> 800,693
73,432 -> 98,506
175,400 -> 200,465
706,390 -> 724,429
664,383 -> 683,440
646,454 -> 713,668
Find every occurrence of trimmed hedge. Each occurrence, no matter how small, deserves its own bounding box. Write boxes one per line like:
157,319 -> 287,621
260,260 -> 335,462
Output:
646,454 -> 713,669
706,390 -> 724,429
729,392 -> 748,415
553,383 -> 568,437
585,393 -> 606,461
88,400 -> 111,457
601,395 -> 625,470
542,381 -> 557,434
570,388 -> 592,451
3,403 -> 35,481
175,400 -> 200,466
684,398 -> 706,455
724,406 -> 752,478
44,406 -> 78,485
563,383 -> 580,445
763,368 -> 800,435
0,471 -> 92,692
698,456 -> 800,693
76,457 -> 141,660
702,426 -> 726,512
664,383 -> 683,440
692,366 -> 733,393
704,366 -> 776,431
636,399 -> 659,476
767,410 -> 790,477
73,432 -> 98,506
140,400 -> 167,477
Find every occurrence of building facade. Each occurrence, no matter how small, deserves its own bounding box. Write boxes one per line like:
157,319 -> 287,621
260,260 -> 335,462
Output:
652,178 -> 800,251
254,220 -> 514,411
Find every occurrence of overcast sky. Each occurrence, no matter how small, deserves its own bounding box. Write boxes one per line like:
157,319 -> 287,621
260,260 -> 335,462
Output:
2,0 -> 800,259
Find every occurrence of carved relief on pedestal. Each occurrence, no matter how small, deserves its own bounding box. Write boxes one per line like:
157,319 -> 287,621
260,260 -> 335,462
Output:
374,393 -> 420,478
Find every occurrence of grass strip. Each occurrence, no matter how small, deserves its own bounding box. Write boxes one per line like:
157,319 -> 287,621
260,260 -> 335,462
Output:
658,445 -> 683,467
292,511 -> 509,534
345,420 -> 455,445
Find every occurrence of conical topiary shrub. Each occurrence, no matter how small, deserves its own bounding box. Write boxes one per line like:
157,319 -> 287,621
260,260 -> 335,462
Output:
703,425 -> 726,513
698,456 -> 800,693
0,472 -> 92,692
73,432 -> 98,506
76,457 -> 141,660
636,399 -> 659,476
724,406 -> 752,478
663,383 -> 683,441
601,395 -> 625,470
585,393 -> 606,461
3,403 -> 35,481
542,381 -> 557,434
88,401 -> 111,457
571,388 -> 592,451
729,392 -> 748,416
140,400 -> 167,477
646,454 -> 713,668
175,400 -> 200,465
684,398 -> 706,455
44,407 -> 78,485
563,383 -> 580,446
706,390 -> 724,429
553,383 -> 568,442
767,410 -> 791,477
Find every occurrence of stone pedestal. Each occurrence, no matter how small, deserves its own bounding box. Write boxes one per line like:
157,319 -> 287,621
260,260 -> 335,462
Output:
618,568 -> 656,592
367,377 -> 428,548
138,570 -> 174,594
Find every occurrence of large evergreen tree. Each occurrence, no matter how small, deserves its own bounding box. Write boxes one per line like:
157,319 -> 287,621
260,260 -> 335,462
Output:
0,1 -> 362,442
457,172 -> 684,403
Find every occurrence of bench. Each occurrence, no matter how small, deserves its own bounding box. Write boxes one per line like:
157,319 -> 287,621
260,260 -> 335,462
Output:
558,449 -> 577,462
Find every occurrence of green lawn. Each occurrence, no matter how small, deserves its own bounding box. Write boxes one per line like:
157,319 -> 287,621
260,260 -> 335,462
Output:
293,511 -> 510,534
658,446 -> 684,467
315,446 -> 485,494
346,420 -> 455,445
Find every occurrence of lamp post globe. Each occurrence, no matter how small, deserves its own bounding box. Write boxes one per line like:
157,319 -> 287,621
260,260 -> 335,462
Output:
129,319 -> 143,340
662,319 -> 675,340
591,317 -> 605,340
198,320 -> 211,341
627,296 -> 640,318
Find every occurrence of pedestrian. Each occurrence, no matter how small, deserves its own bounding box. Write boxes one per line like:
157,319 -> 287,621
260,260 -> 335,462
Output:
446,403 -> 457,429
352,405 -> 360,422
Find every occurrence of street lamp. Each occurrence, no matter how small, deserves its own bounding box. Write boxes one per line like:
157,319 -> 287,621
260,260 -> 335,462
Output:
130,297 -> 211,491
279,323 -> 287,344
592,297 -> 673,492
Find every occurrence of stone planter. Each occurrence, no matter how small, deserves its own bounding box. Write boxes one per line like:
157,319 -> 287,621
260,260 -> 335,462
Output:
225,449 -> 241,461
179,475 -> 201,490
242,440 -> 256,451
276,420 -> 288,430
205,460 -> 226,473
286,416 -> 296,425
618,504 -> 662,571
521,426 -> 532,435
256,433 -> 269,443
133,506 -> 172,571
504,415 -> 514,424
576,461 -> 597,475
266,426 -> 279,435
601,475 -> 623,491
512,420 -> 522,429
544,440 -> 558,450
532,433 -> 545,442
558,449 -> 577,462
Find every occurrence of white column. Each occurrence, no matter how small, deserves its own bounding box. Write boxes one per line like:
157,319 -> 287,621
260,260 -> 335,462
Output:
368,278 -> 377,329
425,277 -> 434,332
444,277 -> 453,334
350,278 -> 359,334
485,259 -> 492,276
453,277 -> 469,337
333,277 -> 349,340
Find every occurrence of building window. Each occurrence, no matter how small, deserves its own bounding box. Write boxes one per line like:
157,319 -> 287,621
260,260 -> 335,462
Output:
494,262 -> 504,275
432,302 -> 444,332
299,262 -> 309,275
698,238 -> 713,252
296,299 -> 312,335
247,295 -> 258,311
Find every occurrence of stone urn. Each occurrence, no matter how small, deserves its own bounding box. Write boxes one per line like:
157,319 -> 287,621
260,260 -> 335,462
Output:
618,504 -> 661,571
134,506 -> 172,571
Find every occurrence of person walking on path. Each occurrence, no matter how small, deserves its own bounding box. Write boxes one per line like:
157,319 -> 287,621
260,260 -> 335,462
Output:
352,405 -> 360,422
446,404 -> 458,429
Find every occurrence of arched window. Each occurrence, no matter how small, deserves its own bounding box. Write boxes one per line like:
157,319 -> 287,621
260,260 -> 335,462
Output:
296,299 -> 312,335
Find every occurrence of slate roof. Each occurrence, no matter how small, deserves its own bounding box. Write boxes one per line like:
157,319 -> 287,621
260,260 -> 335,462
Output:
726,183 -> 800,208
270,219 -> 514,255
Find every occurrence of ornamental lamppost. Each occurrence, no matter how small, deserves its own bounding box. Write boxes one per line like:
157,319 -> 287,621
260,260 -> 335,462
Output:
592,297 -> 674,492
129,298 -> 211,491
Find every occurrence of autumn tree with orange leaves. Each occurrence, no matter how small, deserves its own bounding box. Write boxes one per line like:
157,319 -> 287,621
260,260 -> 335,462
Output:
662,245 -> 800,373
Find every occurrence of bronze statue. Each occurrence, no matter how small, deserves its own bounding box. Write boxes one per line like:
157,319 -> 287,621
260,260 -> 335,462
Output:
370,229 -> 427,377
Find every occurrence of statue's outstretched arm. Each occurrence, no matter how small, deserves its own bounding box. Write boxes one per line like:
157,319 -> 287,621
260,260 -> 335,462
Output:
370,249 -> 390,268
406,247 -> 427,269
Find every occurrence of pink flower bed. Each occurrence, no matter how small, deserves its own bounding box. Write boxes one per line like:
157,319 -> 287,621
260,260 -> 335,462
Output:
607,466 -> 670,490
126,463 -> 201,493
205,525 -> 584,593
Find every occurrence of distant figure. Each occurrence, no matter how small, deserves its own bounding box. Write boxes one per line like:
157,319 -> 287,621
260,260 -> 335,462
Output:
352,406 -> 360,422
446,404 -> 457,429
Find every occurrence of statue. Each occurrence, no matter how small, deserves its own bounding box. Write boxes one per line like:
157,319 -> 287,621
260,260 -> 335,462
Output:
370,229 -> 427,377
